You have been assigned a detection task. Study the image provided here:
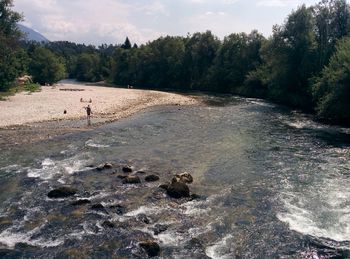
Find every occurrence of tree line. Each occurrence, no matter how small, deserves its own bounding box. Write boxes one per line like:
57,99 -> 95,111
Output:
1,0 -> 350,125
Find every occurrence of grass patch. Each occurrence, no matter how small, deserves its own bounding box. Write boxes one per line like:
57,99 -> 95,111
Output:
0,82 -> 41,101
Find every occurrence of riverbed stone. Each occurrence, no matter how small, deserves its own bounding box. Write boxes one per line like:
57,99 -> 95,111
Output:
102,220 -> 115,228
71,199 -> 91,206
97,163 -> 113,171
158,183 -> 169,190
145,175 -> 160,182
122,176 -> 141,184
137,213 -> 150,224
109,204 -> 126,215
139,241 -> 160,257
48,186 -> 77,198
167,182 -> 190,199
122,166 -> 132,173
153,224 -> 168,235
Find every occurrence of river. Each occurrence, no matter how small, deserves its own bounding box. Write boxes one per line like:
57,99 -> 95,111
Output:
0,95 -> 349,258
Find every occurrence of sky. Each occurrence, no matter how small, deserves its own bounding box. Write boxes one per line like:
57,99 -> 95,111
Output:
14,0 -> 321,46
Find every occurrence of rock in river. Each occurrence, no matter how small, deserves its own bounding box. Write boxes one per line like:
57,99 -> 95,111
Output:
145,175 -> 160,182
48,187 -> 77,198
122,166 -> 133,173
139,241 -> 160,257
97,163 -> 113,171
172,172 -> 193,184
166,182 -> 190,199
122,176 -> 141,184
71,199 -> 91,206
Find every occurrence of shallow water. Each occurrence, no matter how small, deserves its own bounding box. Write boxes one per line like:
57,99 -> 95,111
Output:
0,96 -> 350,258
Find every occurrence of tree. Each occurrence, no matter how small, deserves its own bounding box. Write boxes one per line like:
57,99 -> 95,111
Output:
0,0 -> 25,91
312,37 -> 350,125
76,53 -> 101,82
183,31 -> 220,89
29,47 -> 66,85
254,5 -> 317,109
209,30 -> 265,93
121,37 -> 132,49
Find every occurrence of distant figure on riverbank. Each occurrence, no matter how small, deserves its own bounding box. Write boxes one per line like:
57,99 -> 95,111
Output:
84,105 -> 92,126
80,98 -> 83,102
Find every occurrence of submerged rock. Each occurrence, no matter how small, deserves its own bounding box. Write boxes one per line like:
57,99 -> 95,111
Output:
47,187 -> 77,198
122,166 -> 133,173
71,199 -> 91,206
167,182 -> 190,199
145,175 -> 160,182
122,176 -> 141,184
109,204 -> 126,215
102,220 -> 115,228
136,171 -> 146,174
153,224 -> 168,235
137,213 -> 150,224
139,241 -> 160,257
90,203 -> 107,213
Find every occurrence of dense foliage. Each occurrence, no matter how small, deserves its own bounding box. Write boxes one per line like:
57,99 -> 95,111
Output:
1,0 -> 350,125
0,0 -> 24,91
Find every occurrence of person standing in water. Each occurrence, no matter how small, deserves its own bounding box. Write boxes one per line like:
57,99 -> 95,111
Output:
84,104 -> 92,126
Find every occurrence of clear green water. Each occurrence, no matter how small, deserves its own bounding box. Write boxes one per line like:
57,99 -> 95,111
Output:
0,96 -> 349,258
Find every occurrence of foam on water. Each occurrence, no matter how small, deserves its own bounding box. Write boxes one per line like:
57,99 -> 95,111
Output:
205,235 -> 236,259
27,153 -> 92,180
278,164 -> 350,243
85,139 -> 111,148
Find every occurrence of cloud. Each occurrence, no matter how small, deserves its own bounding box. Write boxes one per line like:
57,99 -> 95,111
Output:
256,0 -> 313,7
14,0 -> 165,45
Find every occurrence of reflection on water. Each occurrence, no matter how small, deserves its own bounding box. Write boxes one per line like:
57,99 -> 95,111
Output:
0,96 -> 349,258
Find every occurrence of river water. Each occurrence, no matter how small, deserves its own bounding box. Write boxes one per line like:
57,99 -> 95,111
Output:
0,96 -> 349,258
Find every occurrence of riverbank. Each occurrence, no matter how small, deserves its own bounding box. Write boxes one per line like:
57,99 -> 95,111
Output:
0,80 -> 199,147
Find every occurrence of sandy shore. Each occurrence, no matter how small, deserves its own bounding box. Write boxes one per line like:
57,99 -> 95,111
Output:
0,81 -> 199,147
0,80 -> 198,128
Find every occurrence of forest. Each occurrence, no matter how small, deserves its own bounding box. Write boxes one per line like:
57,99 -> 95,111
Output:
1,0 -> 350,125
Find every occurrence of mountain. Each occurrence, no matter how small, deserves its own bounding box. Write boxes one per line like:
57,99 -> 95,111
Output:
18,24 -> 50,43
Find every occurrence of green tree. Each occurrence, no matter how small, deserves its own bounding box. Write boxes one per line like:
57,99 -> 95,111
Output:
76,53 -> 101,82
121,37 -> 132,49
312,37 -> 350,125
0,0 -> 25,91
255,5 -> 317,109
209,30 -> 265,93
184,31 -> 220,89
29,47 -> 66,85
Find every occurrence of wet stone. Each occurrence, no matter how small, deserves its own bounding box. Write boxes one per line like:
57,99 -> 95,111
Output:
153,224 -> 168,235
167,182 -> 190,199
136,171 -> 146,174
139,241 -> 160,257
122,176 -> 141,184
145,175 -> 160,182
137,213 -> 150,224
102,220 -> 115,228
109,205 -> 126,215
48,186 -> 77,198
90,204 -> 107,213
122,166 -> 132,173
71,199 -> 91,206
97,163 -> 113,171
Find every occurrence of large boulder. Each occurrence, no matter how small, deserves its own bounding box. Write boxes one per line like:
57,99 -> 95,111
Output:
145,175 -> 160,182
166,182 -> 190,199
48,187 -> 77,198
139,241 -> 160,257
172,172 -> 193,184
122,176 -> 141,184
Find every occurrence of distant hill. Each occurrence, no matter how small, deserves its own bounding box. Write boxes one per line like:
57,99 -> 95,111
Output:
18,24 -> 49,43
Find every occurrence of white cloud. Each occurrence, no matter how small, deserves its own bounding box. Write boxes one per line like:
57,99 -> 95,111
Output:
256,0 -> 313,7
14,0 -> 165,44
